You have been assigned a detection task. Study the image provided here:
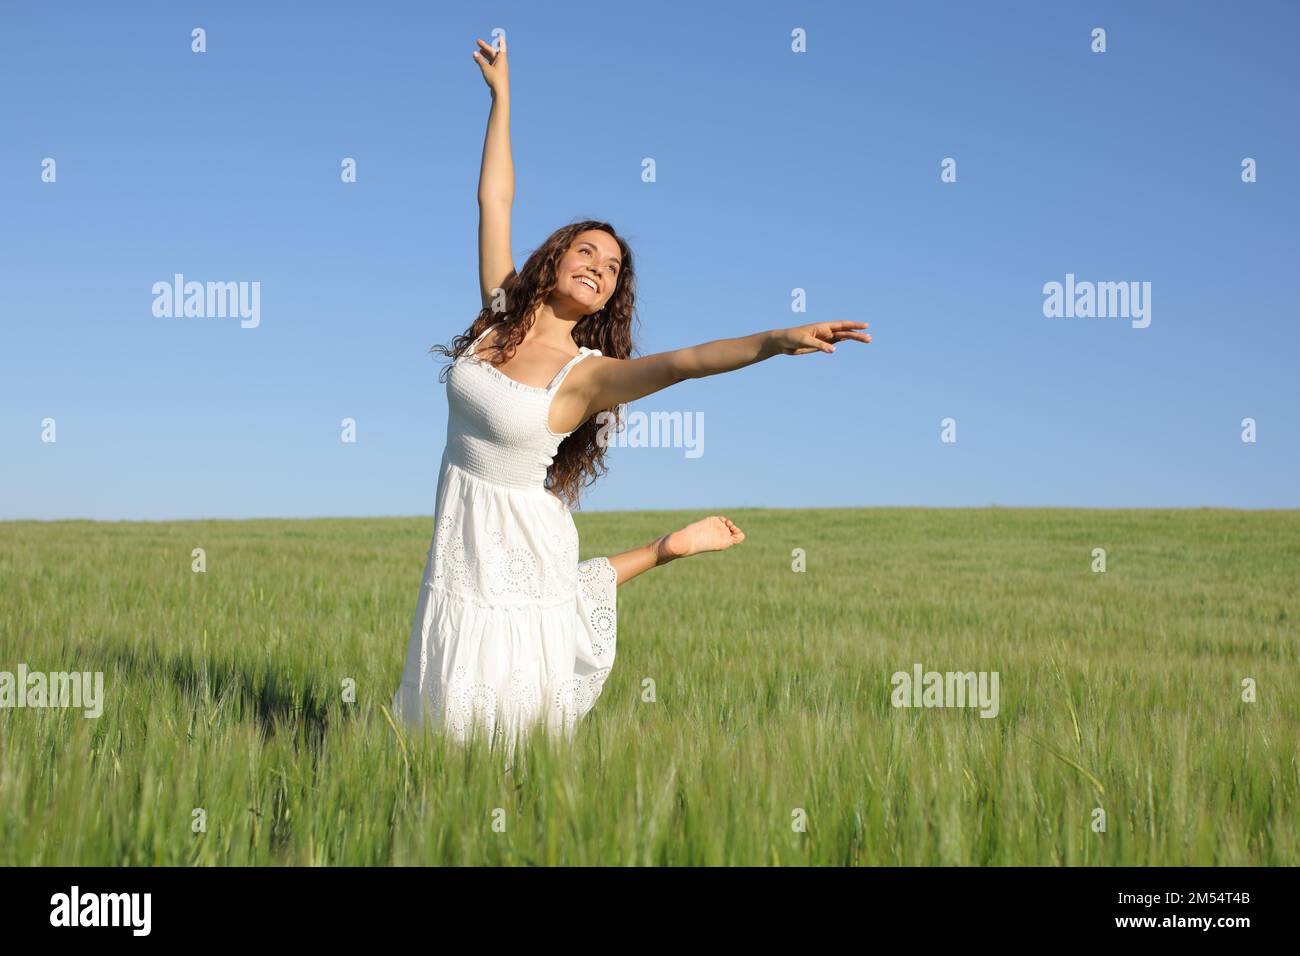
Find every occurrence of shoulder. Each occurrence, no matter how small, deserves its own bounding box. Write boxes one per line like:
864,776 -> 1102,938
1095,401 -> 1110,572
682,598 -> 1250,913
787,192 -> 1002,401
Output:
567,351 -> 612,375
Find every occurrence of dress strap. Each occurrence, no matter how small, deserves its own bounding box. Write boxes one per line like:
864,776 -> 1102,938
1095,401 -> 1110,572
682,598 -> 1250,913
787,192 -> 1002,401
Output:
467,322 -> 503,357
546,347 -> 603,393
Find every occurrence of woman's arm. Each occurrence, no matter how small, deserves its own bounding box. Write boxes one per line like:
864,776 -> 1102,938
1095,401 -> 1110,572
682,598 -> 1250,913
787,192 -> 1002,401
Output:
559,321 -> 871,427
473,34 -> 516,310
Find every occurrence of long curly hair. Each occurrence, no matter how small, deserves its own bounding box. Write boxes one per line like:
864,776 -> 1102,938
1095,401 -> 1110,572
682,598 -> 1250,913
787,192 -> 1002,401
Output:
431,220 -> 637,507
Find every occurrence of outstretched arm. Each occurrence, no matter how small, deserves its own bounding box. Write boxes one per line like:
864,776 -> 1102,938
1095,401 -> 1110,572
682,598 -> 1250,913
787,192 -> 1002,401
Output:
473,34 -> 516,310
559,321 -> 871,427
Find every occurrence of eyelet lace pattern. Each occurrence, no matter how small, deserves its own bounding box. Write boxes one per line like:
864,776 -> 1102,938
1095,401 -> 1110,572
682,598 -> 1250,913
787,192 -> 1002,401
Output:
402,509 -> 617,746
390,320 -> 619,749
430,512 -> 581,605
421,663 -> 615,745
577,558 -> 618,661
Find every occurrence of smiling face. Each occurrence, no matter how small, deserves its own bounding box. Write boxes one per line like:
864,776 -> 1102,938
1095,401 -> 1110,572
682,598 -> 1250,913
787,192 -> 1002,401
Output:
555,229 -> 622,315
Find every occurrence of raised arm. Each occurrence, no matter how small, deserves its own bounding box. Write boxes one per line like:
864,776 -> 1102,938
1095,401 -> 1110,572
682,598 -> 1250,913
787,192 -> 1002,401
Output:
551,321 -> 871,434
473,34 -> 516,311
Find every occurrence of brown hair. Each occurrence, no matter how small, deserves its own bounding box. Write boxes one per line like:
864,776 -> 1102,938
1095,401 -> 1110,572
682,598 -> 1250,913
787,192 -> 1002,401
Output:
431,220 -> 637,507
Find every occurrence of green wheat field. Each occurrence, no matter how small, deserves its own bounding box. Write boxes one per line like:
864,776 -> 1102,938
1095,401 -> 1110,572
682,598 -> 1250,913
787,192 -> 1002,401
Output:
1,508 -> 1296,865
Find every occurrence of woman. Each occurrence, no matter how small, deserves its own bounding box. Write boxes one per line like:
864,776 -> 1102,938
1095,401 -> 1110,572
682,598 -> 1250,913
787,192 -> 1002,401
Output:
390,33 -> 870,750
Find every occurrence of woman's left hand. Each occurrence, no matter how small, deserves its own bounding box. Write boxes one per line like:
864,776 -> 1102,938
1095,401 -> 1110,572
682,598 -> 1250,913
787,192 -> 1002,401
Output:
767,321 -> 871,356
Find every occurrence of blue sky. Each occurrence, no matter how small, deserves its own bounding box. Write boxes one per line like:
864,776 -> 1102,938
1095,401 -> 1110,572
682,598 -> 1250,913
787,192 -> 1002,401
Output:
2,1 -> 1297,520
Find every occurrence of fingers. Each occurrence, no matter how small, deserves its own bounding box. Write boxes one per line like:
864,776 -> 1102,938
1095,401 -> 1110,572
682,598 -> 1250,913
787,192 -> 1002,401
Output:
820,320 -> 871,346
800,323 -> 872,350
474,37 -> 504,64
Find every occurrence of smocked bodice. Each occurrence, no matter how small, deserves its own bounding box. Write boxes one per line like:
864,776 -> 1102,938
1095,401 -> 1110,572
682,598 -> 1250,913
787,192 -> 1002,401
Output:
443,328 -> 601,491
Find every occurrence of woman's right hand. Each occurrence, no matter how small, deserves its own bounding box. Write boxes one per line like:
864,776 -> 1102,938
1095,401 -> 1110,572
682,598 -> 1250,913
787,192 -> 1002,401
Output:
472,34 -> 509,94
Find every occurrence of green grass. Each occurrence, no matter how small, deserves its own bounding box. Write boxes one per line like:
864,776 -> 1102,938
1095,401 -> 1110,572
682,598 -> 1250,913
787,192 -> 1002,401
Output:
1,508 -> 1296,865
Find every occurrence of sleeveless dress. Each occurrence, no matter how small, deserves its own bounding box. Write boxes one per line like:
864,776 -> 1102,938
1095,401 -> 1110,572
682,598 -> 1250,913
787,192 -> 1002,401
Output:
390,323 -> 618,749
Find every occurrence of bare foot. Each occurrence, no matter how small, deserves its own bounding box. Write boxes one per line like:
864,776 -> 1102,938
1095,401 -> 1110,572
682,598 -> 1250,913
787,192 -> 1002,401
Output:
656,516 -> 745,563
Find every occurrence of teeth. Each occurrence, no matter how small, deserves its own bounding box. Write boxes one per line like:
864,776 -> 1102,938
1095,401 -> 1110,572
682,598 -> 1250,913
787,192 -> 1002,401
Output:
576,276 -> 597,291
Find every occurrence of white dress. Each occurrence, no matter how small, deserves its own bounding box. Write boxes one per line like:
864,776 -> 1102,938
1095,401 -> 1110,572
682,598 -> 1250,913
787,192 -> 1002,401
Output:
390,323 -> 618,749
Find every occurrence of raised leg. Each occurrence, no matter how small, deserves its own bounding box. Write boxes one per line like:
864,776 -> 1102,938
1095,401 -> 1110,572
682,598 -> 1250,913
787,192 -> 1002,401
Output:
606,516 -> 745,587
